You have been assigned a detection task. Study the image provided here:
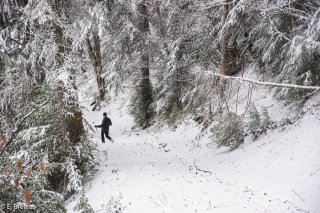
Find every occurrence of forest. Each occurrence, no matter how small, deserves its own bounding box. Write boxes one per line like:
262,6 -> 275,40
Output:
1,0 -> 320,212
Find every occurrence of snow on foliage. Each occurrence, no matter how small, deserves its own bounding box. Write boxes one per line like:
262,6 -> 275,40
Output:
1,0 -> 320,212
210,112 -> 244,150
62,158 -> 83,192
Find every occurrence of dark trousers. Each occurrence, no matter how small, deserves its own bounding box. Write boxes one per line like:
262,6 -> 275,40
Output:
101,130 -> 112,142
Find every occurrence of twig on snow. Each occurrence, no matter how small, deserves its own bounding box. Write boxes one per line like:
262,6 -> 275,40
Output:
292,189 -> 305,202
193,159 -> 212,175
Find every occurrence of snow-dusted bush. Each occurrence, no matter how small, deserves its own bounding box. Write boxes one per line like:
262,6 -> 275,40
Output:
210,112 -> 244,150
246,104 -> 261,140
245,105 -> 272,140
260,107 -> 270,127
75,191 -> 94,213
244,104 -> 274,140
105,195 -> 125,213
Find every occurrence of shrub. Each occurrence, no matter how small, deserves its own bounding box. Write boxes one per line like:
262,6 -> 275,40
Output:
246,104 -> 261,139
210,112 -> 244,150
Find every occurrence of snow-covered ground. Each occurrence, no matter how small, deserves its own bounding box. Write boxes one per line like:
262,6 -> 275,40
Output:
66,79 -> 320,212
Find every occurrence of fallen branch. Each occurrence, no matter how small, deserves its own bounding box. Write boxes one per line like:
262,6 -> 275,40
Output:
194,159 -> 212,175
208,72 -> 320,90
292,189 -> 305,202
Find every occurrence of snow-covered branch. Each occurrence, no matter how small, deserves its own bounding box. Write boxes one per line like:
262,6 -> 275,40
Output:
0,95 -> 54,157
208,72 -> 320,90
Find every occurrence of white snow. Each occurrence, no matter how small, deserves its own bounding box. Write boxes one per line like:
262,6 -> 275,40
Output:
66,76 -> 320,212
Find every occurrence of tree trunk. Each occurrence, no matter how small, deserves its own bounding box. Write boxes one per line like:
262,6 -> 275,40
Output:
64,77 -> 85,144
220,0 -> 230,75
155,1 -> 166,39
137,1 -> 153,126
52,0 -> 85,144
93,31 -> 106,100
86,30 -> 106,101
174,47 -> 183,110
53,0 -> 65,66
0,2 -> 9,28
170,7 -> 183,111
18,0 -> 28,7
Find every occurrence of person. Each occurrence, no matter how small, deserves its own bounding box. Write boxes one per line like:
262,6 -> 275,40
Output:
95,112 -> 113,143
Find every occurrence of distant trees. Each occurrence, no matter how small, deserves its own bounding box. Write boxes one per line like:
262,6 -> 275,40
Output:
150,0 -> 216,121
112,0 -> 320,126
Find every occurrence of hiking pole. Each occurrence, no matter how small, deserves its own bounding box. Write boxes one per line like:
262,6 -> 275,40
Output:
93,122 -> 99,134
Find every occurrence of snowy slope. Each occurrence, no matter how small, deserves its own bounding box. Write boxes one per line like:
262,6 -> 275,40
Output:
66,79 -> 320,213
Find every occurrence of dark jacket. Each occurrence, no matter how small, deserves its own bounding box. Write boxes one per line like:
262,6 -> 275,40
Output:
97,117 -> 112,131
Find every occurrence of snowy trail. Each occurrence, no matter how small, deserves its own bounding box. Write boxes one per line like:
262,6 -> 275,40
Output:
88,141 -> 295,213
66,97 -> 318,213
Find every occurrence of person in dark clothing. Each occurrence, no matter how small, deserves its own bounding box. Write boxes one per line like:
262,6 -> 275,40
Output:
95,112 -> 114,143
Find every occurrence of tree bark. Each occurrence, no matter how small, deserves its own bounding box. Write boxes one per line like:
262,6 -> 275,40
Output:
170,5 -> 183,111
137,1 -> 153,126
53,0 -> 65,66
220,0 -> 230,75
86,31 -> 106,100
52,0 -> 85,144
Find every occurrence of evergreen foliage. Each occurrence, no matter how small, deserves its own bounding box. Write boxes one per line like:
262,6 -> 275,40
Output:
1,0 -> 320,210
0,0 -> 97,210
210,112 -> 244,150
0,84 -> 97,211
152,1 -> 216,122
260,107 -> 270,127
245,105 -> 271,140
75,191 -> 94,213
246,104 -> 261,139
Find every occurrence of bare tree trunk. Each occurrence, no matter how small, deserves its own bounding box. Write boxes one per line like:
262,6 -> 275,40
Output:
154,1 -> 167,39
53,0 -> 65,66
93,31 -> 106,100
18,0 -> 28,7
86,30 -> 106,101
137,1 -> 153,126
0,57 -> 4,86
0,2 -> 9,28
173,41 -> 183,111
170,6 -> 183,112
220,0 -> 230,75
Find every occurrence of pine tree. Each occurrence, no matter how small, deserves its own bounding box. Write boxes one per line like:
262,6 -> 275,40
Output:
210,112 -> 244,150
130,1 -> 154,128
